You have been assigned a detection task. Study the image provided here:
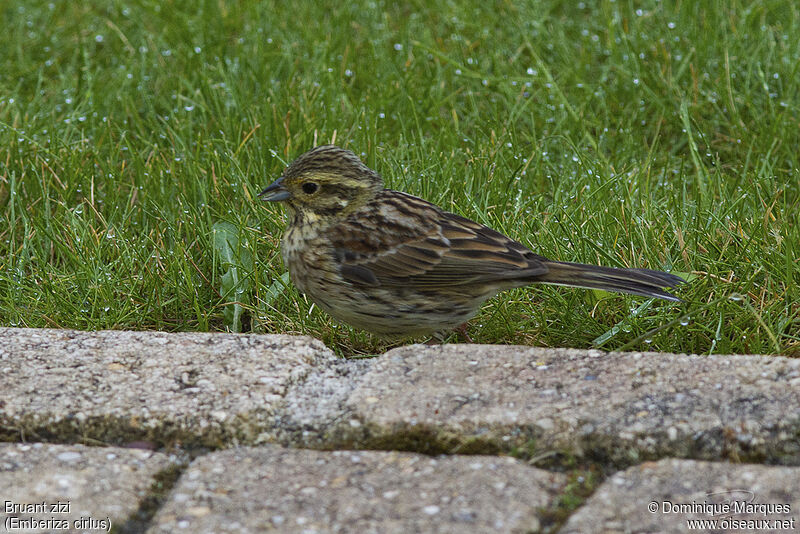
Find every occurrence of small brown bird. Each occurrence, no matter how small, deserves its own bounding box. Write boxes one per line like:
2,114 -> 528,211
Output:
259,145 -> 684,337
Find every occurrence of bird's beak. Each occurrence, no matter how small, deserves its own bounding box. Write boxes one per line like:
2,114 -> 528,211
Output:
258,176 -> 291,202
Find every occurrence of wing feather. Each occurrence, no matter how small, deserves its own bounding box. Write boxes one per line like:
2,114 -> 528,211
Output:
329,191 -> 547,287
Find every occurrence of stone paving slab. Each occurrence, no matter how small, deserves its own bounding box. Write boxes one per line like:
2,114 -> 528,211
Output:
562,459 -> 800,533
147,445 -> 565,534
0,442 -> 178,533
4,328 -> 800,468
281,344 -> 800,465
0,328 -> 337,448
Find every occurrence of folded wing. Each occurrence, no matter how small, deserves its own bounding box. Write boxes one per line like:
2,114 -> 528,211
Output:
329,191 -> 548,287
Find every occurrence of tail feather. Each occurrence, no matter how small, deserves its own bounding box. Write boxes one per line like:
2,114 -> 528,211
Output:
535,261 -> 685,301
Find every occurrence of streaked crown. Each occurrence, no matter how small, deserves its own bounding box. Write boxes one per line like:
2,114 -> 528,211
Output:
260,145 -> 383,219
284,145 -> 381,187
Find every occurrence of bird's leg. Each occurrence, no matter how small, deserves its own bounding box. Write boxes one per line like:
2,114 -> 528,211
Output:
455,322 -> 473,343
424,323 -> 473,345
425,331 -> 447,345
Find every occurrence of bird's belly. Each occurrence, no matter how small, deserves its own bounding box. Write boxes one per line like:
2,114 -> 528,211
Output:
308,284 -> 486,336
282,236 -> 495,336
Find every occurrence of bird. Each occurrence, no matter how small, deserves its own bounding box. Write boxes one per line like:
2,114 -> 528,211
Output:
259,145 -> 684,338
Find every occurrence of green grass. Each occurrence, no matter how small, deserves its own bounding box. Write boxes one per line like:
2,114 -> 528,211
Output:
1,0 -> 797,356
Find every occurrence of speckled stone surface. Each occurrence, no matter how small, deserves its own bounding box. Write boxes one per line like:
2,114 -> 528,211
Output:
0,328 -> 337,447
147,445 -> 565,534
281,344 -> 800,464
562,459 -> 800,533
0,442 -> 178,532
3,328 -> 800,532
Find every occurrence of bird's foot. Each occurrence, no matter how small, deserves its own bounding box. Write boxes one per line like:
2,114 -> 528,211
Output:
455,323 -> 473,343
424,323 -> 473,345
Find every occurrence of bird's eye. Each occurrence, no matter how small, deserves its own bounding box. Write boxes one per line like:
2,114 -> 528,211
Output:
302,182 -> 319,194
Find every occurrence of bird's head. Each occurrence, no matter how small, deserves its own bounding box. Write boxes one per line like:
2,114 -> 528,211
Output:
259,145 -> 383,222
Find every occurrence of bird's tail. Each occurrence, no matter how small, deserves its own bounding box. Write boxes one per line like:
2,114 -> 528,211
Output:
536,260 -> 685,301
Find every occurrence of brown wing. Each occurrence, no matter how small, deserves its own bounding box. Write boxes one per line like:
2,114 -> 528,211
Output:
328,191 -> 549,287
